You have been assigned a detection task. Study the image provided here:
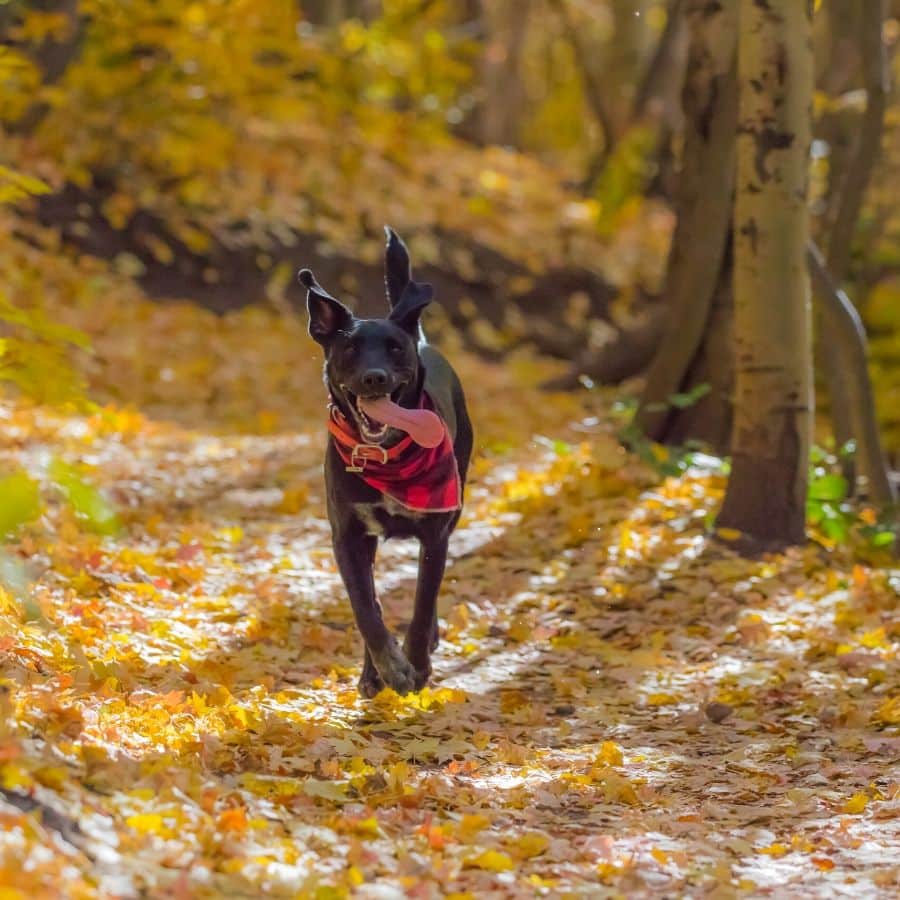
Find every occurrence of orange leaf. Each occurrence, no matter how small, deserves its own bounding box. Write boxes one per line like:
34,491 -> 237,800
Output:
217,807 -> 248,832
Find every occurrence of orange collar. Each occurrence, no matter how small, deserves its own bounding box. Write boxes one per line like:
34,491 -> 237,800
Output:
327,405 -> 414,472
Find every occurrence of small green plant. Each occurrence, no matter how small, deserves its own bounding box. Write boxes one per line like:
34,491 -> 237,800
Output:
611,395 -> 897,551
807,444 -> 896,548
612,386 -> 718,479
0,461 -> 121,614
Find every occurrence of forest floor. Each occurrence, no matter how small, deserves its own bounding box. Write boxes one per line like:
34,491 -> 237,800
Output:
0,300 -> 899,898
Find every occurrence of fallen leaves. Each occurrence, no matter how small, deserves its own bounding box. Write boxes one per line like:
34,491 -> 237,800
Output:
0,300 -> 898,896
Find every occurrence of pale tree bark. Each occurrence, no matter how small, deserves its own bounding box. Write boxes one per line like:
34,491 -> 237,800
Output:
717,0 -> 814,547
634,0 -> 738,451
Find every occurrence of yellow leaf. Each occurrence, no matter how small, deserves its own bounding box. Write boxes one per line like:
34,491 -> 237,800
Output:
860,627 -> 888,649
596,741 -> 624,767
33,766 -> 67,790
457,813 -> 490,840
646,693 -> 679,707
465,850 -> 514,872
126,813 -> 166,835
843,793 -> 868,815
511,832 -> 549,859
875,696 -> 900,725
0,889 -> 28,900
0,762 -> 33,791
348,816 -> 380,838
758,843 -> 788,857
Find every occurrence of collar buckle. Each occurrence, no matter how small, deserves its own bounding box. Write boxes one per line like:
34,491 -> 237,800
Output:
347,443 -> 389,472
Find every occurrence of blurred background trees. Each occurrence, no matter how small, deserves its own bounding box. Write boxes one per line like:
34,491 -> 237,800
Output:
1,0 -> 899,536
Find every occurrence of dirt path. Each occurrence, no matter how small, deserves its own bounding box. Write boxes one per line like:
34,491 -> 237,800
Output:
1,311 -> 899,897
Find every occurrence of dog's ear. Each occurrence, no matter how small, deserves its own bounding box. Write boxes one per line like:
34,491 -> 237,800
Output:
299,268 -> 353,345
389,280 -> 433,336
384,226 -> 411,309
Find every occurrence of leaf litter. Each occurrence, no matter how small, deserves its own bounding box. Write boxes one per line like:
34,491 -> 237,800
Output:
0,300 -> 898,898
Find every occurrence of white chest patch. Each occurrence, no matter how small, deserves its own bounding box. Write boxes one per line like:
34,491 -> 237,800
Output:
356,504 -> 385,537
355,498 -> 426,536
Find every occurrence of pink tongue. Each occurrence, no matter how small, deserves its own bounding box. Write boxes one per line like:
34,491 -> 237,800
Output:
358,397 -> 445,448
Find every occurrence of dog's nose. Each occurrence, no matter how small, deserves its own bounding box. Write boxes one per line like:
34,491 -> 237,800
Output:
361,368 -> 389,392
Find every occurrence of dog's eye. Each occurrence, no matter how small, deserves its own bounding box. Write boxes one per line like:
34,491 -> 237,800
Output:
386,340 -> 404,356
343,343 -> 359,360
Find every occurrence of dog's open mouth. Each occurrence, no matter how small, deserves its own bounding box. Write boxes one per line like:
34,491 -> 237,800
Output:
345,386 -> 404,444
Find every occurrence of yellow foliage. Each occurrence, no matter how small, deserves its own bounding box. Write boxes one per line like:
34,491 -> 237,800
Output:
842,793 -> 869,815
464,849 -> 515,872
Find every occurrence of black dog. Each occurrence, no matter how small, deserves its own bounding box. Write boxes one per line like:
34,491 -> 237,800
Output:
300,228 -> 472,697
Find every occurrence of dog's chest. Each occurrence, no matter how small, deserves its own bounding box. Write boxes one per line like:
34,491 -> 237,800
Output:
354,497 -> 424,538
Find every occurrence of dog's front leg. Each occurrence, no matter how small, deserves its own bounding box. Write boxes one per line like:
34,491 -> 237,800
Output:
332,523 -> 418,697
403,536 -> 448,686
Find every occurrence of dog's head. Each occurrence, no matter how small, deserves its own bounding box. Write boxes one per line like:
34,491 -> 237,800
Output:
300,228 -> 433,444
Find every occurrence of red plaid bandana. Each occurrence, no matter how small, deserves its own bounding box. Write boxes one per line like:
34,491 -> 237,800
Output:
327,393 -> 462,513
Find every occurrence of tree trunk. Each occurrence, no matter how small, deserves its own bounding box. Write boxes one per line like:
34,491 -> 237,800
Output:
634,0 -> 738,452
819,0 -> 891,469
807,242 -> 896,507
608,0 -> 652,124
632,0 -> 689,130
480,0 -> 530,147
717,0 -> 814,548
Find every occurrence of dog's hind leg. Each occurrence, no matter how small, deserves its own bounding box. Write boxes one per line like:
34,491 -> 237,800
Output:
332,522 -> 418,696
403,537 -> 448,687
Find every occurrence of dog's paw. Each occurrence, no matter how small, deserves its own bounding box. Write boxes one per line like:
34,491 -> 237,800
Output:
372,642 -> 419,696
411,661 -> 431,692
402,637 -> 433,689
358,668 -> 384,699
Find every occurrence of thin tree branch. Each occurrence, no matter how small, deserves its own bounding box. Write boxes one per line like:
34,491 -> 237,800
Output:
826,0 -> 891,283
819,0 -> 891,479
807,240 -> 896,507
632,0 -> 686,124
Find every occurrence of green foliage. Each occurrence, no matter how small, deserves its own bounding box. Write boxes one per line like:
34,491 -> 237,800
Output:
615,400 -> 897,550
48,458 -> 121,536
806,445 -> 897,549
0,469 -> 42,538
612,391 -> 716,479
594,126 -> 657,234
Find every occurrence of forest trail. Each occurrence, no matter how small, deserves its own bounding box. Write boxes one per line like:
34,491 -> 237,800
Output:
0,303 -> 898,898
